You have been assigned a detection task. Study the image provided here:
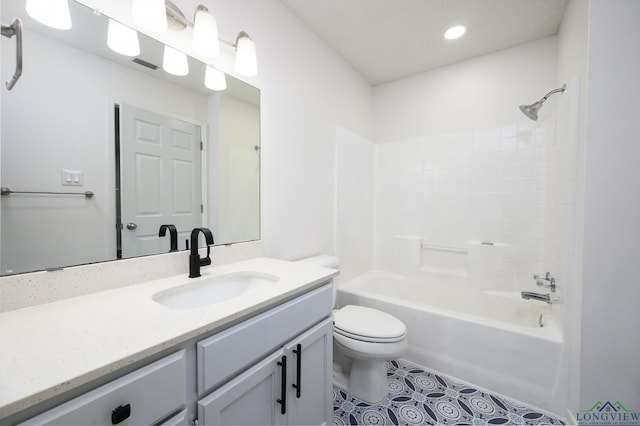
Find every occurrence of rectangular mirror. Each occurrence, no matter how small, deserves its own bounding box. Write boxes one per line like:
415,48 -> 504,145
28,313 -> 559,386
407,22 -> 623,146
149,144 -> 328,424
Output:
0,0 -> 260,275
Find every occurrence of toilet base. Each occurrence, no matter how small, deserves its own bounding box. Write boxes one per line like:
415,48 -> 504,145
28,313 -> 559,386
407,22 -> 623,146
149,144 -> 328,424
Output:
333,356 -> 389,404
348,358 -> 389,404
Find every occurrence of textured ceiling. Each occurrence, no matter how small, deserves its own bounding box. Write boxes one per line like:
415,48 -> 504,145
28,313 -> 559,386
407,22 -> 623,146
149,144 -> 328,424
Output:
280,0 -> 569,85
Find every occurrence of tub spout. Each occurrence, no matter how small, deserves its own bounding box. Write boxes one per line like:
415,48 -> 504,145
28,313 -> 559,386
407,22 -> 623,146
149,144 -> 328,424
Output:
521,291 -> 552,304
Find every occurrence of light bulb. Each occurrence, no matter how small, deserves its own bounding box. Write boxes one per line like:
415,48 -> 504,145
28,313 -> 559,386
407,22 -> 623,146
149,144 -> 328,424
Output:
235,33 -> 257,77
444,25 -> 466,40
205,65 -> 226,91
26,0 -> 72,30
132,0 -> 167,33
107,19 -> 140,57
193,6 -> 220,58
163,45 -> 189,76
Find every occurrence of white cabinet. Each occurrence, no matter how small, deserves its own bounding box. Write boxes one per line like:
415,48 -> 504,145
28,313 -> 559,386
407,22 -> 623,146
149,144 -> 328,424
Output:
198,317 -> 333,426
12,282 -> 333,426
19,351 -> 187,426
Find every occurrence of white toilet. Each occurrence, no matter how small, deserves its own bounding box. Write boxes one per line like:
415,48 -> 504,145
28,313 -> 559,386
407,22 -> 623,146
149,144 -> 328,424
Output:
297,255 -> 408,404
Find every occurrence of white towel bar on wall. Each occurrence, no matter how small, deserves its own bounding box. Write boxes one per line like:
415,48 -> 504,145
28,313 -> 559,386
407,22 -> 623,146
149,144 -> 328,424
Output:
1,187 -> 94,198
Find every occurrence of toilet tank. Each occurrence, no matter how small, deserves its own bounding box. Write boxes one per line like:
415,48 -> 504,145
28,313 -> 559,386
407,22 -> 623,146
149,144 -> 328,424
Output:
296,255 -> 340,306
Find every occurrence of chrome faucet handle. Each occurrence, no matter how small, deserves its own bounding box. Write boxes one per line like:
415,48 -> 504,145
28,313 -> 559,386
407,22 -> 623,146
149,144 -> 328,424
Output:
533,272 -> 551,280
534,273 -> 547,288
536,276 -> 557,292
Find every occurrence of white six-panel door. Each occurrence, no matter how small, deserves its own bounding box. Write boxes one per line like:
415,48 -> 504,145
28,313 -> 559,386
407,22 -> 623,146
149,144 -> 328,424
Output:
119,104 -> 202,258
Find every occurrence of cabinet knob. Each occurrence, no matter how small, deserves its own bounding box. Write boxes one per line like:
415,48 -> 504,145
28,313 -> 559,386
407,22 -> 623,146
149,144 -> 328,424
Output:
111,403 -> 131,424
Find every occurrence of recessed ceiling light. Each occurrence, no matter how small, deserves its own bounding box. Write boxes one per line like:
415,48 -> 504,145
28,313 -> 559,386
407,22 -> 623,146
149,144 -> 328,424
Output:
444,25 -> 466,40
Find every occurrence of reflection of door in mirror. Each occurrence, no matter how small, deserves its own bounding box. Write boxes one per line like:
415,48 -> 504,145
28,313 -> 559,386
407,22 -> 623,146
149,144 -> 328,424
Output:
117,104 -> 202,259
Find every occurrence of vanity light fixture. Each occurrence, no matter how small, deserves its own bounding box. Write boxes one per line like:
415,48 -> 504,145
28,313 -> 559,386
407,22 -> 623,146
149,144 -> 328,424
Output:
132,0 -> 167,33
164,1 -> 219,58
107,19 -> 140,57
162,1 -> 258,77
25,0 -> 72,30
444,25 -> 466,40
234,32 -> 258,77
163,45 -> 189,76
205,65 -> 227,91
192,6 -> 220,58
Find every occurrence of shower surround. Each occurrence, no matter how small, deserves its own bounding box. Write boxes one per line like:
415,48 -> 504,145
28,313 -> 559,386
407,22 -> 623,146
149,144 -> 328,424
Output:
335,84 -> 579,410
335,37 -> 577,415
374,120 -> 554,294
336,113 -> 574,414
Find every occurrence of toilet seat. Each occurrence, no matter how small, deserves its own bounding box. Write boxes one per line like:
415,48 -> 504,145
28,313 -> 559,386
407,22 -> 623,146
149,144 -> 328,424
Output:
333,305 -> 407,343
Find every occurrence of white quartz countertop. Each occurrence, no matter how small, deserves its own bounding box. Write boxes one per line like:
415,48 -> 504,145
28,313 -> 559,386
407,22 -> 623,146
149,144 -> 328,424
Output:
0,257 -> 337,419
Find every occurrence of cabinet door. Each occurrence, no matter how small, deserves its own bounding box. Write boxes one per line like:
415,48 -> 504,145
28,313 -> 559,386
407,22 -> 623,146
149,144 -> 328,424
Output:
198,350 -> 286,426
285,318 -> 333,425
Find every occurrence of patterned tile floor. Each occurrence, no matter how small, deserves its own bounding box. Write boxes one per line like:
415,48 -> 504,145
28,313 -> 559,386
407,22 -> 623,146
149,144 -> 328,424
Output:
332,359 -> 566,425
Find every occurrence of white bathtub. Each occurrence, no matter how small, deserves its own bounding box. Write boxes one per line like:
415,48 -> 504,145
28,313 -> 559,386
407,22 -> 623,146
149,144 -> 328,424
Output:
337,270 -> 564,414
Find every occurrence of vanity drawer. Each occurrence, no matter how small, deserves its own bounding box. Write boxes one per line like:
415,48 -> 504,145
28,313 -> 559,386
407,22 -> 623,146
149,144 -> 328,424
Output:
197,283 -> 332,396
20,350 -> 187,426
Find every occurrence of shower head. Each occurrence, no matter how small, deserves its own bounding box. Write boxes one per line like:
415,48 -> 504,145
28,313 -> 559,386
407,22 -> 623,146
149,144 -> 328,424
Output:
519,101 -> 543,121
519,84 -> 566,121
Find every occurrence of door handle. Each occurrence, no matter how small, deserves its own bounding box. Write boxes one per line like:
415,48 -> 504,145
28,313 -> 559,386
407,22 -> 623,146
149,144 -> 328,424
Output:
126,222 -> 138,230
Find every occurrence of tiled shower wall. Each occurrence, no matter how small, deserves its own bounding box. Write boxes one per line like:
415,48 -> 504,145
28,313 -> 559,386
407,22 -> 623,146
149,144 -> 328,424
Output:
374,121 -> 556,292
543,78 -> 580,330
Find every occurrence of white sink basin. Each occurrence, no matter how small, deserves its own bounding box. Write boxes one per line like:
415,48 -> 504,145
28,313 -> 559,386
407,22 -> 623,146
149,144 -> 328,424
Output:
152,272 -> 280,310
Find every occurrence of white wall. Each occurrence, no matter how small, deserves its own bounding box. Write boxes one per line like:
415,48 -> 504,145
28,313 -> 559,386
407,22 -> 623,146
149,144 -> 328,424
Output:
176,0 -> 373,260
374,37 -> 559,142
579,0 -> 640,414
335,127 -> 374,283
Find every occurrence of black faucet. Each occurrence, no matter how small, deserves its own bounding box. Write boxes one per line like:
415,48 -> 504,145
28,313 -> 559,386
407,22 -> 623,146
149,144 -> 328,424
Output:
158,224 -> 178,252
189,227 -> 215,278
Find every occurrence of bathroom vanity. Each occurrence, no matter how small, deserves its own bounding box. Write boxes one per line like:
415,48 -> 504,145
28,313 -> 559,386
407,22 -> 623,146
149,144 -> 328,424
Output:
0,258 -> 336,425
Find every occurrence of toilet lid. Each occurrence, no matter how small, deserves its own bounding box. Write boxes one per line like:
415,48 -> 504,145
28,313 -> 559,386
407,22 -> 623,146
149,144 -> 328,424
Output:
334,305 -> 407,343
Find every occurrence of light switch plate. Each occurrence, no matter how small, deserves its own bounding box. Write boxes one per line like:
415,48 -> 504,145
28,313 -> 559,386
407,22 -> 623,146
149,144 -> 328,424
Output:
61,169 -> 83,186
